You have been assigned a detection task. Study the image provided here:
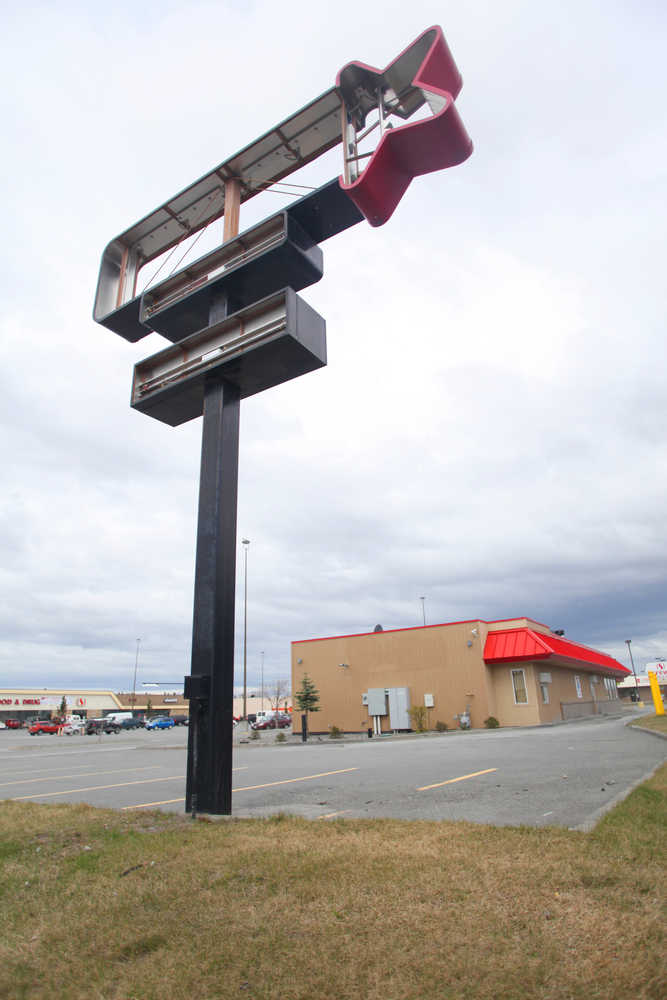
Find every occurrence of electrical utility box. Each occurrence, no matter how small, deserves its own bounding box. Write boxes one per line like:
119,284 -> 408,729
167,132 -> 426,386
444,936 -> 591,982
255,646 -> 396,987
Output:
388,687 -> 411,729
366,688 -> 388,716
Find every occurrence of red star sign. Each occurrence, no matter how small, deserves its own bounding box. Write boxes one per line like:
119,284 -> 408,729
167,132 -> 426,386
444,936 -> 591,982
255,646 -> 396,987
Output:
337,26 -> 473,226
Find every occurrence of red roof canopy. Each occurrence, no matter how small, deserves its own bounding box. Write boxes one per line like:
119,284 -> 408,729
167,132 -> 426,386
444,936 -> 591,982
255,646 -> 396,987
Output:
483,629 -> 629,677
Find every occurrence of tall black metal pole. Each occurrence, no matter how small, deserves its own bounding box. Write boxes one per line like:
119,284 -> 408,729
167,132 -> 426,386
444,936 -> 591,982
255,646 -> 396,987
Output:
625,639 -> 640,703
131,637 -> 140,711
242,539 -> 249,720
185,295 -> 240,815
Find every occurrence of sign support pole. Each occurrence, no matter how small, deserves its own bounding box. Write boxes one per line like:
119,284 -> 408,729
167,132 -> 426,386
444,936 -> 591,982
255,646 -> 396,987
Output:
186,182 -> 243,817
185,293 -> 240,816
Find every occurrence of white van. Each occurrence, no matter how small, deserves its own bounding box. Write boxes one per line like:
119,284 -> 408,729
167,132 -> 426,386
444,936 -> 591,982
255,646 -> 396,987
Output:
254,710 -> 279,722
105,712 -> 133,723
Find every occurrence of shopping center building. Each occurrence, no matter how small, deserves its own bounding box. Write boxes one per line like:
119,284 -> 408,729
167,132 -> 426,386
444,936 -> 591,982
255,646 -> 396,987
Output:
0,689 -> 189,723
291,617 -> 630,733
0,689 -> 282,724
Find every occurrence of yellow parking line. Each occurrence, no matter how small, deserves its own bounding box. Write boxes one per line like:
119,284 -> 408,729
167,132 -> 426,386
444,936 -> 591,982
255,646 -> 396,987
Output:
232,768 -> 358,793
12,775 -> 184,801
417,768 -> 497,791
318,810 -> 349,820
123,768 -> 358,811
123,797 -> 184,810
0,766 -> 162,789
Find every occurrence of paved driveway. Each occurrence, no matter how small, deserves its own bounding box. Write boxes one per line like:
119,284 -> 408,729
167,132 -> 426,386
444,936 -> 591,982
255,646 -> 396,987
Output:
1,713 -> 663,829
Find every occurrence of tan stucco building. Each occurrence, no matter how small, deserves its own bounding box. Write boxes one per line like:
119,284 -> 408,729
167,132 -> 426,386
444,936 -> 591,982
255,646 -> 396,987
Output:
291,617 -> 629,733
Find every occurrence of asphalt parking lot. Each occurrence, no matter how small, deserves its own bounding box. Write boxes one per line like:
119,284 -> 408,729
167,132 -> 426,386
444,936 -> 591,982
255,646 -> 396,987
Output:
1,712 -> 664,829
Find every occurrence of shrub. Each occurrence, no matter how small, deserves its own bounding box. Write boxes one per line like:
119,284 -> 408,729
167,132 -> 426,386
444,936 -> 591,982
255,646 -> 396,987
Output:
409,706 -> 428,733
250,728 -> 260,740
275,731 -> 286,743
435,720 -> 448,732
329,725 -> 343,739
484,716 -> 500,729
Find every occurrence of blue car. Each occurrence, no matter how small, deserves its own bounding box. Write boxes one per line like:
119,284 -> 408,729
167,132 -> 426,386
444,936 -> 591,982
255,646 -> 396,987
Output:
145,716 -> 175,730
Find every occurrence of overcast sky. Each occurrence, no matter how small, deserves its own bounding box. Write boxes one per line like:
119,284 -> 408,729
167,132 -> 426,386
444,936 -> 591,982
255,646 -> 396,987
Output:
2,0 -> 666,693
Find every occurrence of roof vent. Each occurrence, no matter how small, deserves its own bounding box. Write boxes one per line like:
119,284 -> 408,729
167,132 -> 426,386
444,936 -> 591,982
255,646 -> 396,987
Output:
374,624 -> 383,632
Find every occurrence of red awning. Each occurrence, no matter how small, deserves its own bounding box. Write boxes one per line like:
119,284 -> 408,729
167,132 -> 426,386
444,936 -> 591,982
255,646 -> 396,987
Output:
483,629 -> 629,677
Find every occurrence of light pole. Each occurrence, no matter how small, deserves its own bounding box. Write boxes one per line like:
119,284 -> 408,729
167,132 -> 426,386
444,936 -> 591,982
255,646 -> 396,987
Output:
625,639 -> 640,702
420,596 -> 426,626
260,650 -> 265,710
131,638 -> 141,711
242,538 -> 250,719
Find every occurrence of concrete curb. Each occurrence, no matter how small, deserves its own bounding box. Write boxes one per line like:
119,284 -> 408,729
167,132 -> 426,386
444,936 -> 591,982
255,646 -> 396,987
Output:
625,722 -> 667,742
572,759 -> 665,833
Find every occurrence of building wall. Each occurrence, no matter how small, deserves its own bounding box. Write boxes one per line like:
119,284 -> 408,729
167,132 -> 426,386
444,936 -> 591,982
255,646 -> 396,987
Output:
488,663 -> 541,726
487,664 -> 620,726
291,619 -> 626,732
292,621 -> 493,733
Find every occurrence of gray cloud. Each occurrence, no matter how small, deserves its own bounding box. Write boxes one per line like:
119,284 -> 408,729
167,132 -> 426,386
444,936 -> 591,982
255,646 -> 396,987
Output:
2,0 -> 666,692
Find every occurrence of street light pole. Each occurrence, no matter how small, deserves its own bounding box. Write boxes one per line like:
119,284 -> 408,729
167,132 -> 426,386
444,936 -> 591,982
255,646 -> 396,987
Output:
131,638 -> 141,711
625,639 -> 640,702
242,538 -> 250,719
260,650 -> 265,710
420,596 -> 426,626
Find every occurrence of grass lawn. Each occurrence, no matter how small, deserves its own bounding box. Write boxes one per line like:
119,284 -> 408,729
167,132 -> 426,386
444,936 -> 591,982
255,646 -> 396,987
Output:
628,713 -> 667,736
1,765 -> 665,1000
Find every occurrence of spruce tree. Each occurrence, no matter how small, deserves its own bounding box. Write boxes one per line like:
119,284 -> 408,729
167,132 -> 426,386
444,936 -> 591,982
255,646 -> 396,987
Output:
294,674 -> 320,737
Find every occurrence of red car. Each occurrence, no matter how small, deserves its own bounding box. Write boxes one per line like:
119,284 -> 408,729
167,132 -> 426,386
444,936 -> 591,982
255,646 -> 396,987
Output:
4,719 -> 22,729
29,720 -> 61,735
250,714 -> 292,730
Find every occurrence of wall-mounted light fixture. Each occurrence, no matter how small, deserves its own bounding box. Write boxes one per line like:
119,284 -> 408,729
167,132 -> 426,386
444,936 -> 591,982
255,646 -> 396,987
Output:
470,627 -> 479,637
296,658 -> 303,665
338,662 -> 349,669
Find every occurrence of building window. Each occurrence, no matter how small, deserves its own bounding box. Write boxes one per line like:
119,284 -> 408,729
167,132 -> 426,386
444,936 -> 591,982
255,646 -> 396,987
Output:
540,683 -> 550,705
512,669 -> 528,705
605,677 -> 618,699
574,675 -> 583,699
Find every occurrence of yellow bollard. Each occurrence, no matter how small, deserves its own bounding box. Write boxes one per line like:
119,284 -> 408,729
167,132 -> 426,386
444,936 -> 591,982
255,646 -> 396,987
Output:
648,671 -> 665,716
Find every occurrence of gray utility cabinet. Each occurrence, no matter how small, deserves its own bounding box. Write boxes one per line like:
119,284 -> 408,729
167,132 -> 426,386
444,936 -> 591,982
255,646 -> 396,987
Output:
366,688 -> 388,716
365,687 -> 412,729
387,687 -> 411,730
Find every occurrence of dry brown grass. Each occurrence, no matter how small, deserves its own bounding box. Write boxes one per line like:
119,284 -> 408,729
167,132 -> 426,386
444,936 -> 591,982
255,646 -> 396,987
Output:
628,713 -> 667,736
1,766 -> 665,1000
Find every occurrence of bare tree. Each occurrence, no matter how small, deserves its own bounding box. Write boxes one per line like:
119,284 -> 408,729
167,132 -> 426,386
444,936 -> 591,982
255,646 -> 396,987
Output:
266,678 -> 290,713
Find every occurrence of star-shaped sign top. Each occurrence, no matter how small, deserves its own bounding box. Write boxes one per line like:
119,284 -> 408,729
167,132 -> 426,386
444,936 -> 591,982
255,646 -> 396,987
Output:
337,26 -> 473,226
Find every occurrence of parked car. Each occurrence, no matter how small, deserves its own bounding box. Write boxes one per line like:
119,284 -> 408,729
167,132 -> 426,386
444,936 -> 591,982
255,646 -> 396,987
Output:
85,719 -> 120,735
29,720 -> 61,735
250,717 -> 278,730
119,716 -> 144,730
0,721 -> 6,730
145,716 -> 175,730
250,712 -> 291,731
61,721 -> 85,735
5,719 -> 23,730
171,715 -> 189,726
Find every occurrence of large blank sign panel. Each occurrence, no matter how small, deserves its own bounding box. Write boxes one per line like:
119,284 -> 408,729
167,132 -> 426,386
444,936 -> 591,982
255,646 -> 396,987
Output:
139,213 -> 323,343
131,289 -> 326,427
